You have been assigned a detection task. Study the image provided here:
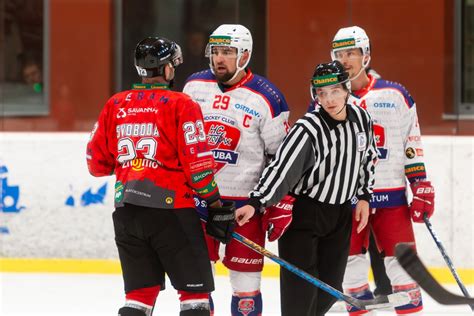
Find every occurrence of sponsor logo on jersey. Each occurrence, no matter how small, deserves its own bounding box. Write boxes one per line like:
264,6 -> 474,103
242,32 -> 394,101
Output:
209,35 -> 232,45
405,163 -> 425,175
196,180 -> 217,195
122,158 -> 160,170
127,107 -> 158,115
125,188 -> 151,199
408,135 -> 421,142
212,149 -> 239,165
370,194 -> 389,203
415,148 -> 424,156
117,108 -> 127,119
116,107 -> 158,119
405,147 -> 416,159
332,38 -> 356,49
122,158 -> 161,171
234,103 -> 261,117
115,181 -> 124,203
373,102 -> 395,108
191,169 -> 214,183
189,159 -> 214,173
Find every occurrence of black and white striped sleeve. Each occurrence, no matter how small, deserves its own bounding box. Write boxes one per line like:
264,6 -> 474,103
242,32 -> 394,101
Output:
356,115 -> 377,202
248,124 -> 316,209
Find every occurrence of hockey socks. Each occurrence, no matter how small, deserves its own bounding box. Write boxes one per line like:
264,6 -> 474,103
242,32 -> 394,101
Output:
119,285 -> 160,316
345,284 -> 375,315
393,283 -> 423,314
231,290 -> 262,316
178,291 -> 211,316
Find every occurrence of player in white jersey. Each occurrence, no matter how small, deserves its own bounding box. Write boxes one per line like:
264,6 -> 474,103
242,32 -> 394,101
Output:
331,26 -> 436,315
183,24 -> 291,316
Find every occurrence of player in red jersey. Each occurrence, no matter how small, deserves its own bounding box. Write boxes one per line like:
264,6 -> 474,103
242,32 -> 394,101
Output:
87,36 -> 235,316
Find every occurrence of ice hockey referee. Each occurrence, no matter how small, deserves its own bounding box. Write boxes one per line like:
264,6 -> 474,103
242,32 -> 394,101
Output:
235,60 -> 378,316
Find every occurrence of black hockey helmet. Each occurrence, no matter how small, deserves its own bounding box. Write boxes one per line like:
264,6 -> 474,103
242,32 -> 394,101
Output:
312,60 -> 350,89
134,37 -> 183,78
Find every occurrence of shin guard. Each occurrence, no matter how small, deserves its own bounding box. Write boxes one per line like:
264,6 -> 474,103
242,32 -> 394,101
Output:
231,290 -> 262,316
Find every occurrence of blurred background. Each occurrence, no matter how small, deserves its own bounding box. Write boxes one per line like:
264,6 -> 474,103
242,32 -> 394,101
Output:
0,0 -> 472,295
0,0 -> 473,133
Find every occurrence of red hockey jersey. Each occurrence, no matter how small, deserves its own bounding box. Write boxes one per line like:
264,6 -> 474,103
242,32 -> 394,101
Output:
86,83 -> 220,209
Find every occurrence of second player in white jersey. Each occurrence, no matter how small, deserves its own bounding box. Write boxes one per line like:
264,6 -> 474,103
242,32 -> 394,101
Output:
350,76 -> 426,208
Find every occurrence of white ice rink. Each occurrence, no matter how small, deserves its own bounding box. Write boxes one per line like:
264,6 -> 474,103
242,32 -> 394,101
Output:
1,272 -> 472,315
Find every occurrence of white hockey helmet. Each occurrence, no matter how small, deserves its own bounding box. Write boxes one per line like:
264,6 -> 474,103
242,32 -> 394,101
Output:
331,26 -> 370,65
206,24 -> 253,79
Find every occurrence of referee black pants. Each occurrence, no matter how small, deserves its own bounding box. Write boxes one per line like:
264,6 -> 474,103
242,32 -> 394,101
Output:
278,196 -> 352,316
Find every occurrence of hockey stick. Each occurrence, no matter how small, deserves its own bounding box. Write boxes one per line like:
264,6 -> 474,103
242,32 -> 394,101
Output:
422,214 -> 473,310
231,231 -> 410,310
395,243 -> 474,309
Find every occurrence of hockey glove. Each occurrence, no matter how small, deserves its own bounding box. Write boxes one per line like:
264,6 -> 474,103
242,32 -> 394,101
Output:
261,195 -> 295,242
206,201 -> 236,244
409,181 -> 435,223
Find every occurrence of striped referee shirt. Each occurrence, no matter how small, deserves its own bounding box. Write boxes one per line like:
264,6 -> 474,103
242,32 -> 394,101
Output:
248,103 -> 377,208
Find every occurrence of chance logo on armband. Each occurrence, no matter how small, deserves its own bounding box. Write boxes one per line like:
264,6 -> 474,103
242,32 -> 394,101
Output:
357,132 -> 367,151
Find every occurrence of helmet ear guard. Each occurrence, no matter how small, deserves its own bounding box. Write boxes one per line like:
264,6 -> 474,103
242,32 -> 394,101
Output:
134,37 -> 183,78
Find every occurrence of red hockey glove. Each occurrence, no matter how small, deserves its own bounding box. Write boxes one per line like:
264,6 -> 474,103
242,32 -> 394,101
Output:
261,195 -> 295,242
410,181 -> 435,223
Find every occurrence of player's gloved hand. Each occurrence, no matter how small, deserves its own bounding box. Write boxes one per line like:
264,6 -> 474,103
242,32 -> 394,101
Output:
409,181 -> 435,223
206,201 -> 236,244
261,195 -> 295,242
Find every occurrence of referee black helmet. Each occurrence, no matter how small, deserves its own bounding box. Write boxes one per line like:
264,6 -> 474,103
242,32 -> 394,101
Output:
134,37 -> 183,78
311,60 -> 351,92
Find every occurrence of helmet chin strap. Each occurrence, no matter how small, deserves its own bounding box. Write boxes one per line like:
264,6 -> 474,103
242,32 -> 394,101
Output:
350,55 -> 371,81
334,91 -> 350,117
225,54 -> 247,84
335,103 -> 347,116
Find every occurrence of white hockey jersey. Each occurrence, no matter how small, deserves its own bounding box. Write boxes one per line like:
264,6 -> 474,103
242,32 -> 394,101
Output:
308,75 -> 427,208
350,75 -> 428,208
183,69 -> 290,201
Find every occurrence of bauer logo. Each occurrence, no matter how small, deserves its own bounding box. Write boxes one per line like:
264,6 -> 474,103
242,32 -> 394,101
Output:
332,38 -> 356,49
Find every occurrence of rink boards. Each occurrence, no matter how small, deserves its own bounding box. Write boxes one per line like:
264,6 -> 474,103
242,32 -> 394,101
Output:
0,133 -> 472,284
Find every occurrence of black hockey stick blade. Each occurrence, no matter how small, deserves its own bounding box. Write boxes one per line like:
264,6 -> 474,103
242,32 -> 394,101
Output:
232,232 -> 410,310
395,243 -> 474,307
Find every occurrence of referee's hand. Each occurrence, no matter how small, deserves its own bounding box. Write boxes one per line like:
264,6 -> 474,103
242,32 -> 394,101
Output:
355,200 -> 369,233
235,205 -> 256,226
